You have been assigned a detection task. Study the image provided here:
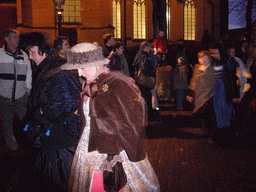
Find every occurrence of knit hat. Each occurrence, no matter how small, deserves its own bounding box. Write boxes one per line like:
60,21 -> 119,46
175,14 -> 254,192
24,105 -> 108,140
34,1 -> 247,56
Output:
61,42 -> 110,70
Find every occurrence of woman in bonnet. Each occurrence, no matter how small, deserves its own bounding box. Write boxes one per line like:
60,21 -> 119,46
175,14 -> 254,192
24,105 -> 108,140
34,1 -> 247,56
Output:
61,42 -> 160,192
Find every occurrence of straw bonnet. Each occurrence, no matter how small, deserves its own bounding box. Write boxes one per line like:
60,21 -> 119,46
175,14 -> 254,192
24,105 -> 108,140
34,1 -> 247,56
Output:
61,42 -> 110,70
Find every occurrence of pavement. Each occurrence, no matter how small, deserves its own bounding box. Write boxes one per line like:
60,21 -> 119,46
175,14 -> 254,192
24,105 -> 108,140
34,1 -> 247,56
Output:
0,100 -> 255,191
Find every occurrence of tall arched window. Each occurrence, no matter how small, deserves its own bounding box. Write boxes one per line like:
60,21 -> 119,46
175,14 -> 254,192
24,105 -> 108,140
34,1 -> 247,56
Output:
166,0 -> 171,40
62,0 -> 81,22
133,0 -> 146,39
184,0 -> 195,40
113,0 -> 121,39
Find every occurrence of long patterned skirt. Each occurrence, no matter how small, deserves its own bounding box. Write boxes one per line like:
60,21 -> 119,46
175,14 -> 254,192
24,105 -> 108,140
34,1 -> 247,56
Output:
68,101 -> 160,192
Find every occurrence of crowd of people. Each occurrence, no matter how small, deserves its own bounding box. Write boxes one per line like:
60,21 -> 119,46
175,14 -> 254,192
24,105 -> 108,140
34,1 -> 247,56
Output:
187,38 -> 256,145
0,29 -> 161,191
1,28 -> 256,191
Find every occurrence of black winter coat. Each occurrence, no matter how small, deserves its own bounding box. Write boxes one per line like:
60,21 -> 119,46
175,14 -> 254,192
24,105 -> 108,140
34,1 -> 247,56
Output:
27,56 -> 82,150
213,57 -> 240,102
134,50 -> 156,77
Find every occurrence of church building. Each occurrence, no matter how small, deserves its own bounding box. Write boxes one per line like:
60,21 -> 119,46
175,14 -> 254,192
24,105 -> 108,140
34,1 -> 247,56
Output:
2,0 -> 221,47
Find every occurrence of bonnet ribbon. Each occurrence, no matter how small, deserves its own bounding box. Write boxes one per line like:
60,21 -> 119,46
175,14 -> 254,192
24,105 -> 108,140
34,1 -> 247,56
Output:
80,80 -> 98,104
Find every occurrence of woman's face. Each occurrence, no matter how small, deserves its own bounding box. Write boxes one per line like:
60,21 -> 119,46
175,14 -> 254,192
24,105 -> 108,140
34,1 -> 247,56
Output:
28,46 -> 46,66
144,46 -> 151,53
78,66 -> 98,82
62,39 -> 70,53
198,55 -> 211,67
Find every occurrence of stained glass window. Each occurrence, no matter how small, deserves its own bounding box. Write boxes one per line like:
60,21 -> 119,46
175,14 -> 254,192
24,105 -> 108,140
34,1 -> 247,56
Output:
133,0 -> 146,39
62,0 -> 81,23
113,0 -> 121,39
166,0 -> 171,40
184,0 -> 195,40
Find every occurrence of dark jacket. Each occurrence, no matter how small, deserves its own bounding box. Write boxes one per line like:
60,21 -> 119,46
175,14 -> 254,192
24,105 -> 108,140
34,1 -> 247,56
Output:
134,50 -> 156,78
108,51 -> 130,76
213,57 -> 240,102
27,56 -> 82,150
102,45 -> 112,58
172,63 -> 189,90
108,52 -> 122,71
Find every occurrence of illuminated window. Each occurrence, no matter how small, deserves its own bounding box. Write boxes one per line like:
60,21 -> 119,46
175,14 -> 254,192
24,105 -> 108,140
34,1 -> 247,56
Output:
184,0 -> 195,40
133,0 -> 146,39
113,0 -> 121,39
166,0 -> 171,40
62,0 -> 81,23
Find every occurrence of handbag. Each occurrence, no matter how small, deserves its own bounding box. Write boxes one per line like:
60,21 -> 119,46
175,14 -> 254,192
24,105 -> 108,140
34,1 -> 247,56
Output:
136,67 -> 156,90
102,155 -> 127,192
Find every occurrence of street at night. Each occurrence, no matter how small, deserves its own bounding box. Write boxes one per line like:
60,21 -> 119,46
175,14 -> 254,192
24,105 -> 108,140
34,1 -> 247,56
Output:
1,101 -> 255,192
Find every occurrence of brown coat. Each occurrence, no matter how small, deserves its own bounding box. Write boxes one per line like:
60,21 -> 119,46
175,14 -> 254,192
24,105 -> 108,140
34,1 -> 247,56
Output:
85,70 -> 147,162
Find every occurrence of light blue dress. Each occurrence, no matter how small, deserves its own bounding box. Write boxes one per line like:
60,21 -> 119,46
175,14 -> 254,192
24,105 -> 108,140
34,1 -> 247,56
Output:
213,65 -> 235,129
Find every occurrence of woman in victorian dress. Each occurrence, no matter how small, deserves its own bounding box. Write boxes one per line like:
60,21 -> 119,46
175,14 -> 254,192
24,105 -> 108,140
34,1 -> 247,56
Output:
61,42 -> 160,192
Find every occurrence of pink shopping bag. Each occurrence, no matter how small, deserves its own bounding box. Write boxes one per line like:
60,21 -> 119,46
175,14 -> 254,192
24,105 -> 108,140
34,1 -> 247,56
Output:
90,171 -> 124,192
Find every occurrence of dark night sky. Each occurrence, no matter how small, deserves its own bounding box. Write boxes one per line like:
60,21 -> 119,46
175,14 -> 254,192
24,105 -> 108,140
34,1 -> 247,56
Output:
229,0 -> 246,29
